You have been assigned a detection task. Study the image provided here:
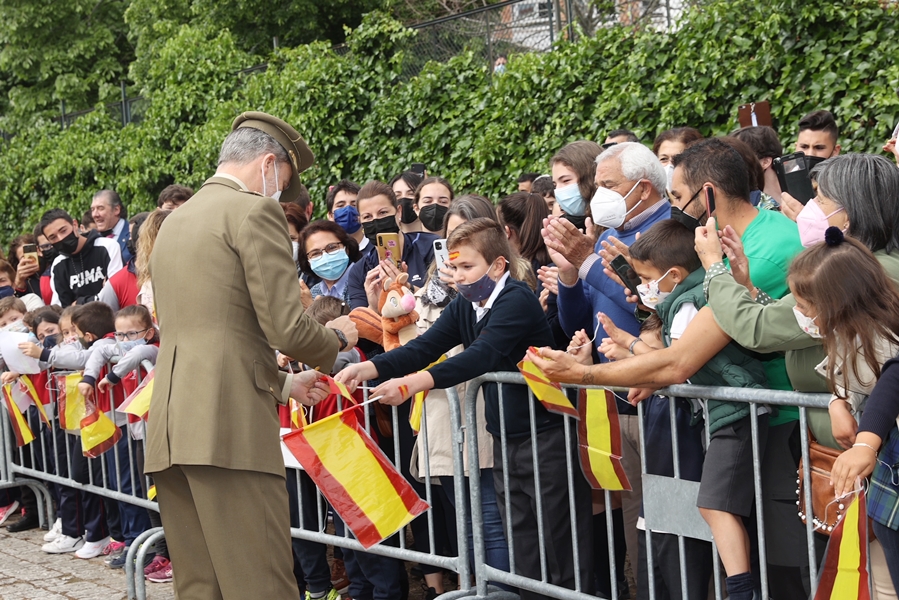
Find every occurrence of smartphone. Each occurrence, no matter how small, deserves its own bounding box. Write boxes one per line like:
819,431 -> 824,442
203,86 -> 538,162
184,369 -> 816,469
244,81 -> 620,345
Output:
411,163 -> 426,177
704,186 -> 716,221
376,233 -> 401,267
610,255 -> 642,294
432,238 -> 449,270
772,152 -> 817,204
892,119 -> 899,140
21,244 -> 39,265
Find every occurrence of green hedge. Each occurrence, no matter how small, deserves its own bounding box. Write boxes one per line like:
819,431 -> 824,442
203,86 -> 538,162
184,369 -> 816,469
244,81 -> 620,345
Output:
1,0 -> 897,245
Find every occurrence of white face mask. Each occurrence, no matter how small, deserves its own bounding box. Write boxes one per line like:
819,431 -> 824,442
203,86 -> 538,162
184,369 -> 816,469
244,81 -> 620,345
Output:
636,268 -> 675,309
664,164 -> 676,194
261,160 -> 282,201
590,180 -> 643,229
291,241 -> 300,263
792,306 -> 823,338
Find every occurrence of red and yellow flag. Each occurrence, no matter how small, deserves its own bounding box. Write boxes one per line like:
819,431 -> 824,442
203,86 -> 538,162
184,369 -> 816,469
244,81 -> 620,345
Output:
117,371 -> 154,420
19,373 -> 51,426
517,349 -> 579,418
814,489 -> 871,600
577,389 -> 630,491
2,384 -> 35,446
282,407 -> 429,548
409,354 -> 447,434
80,398 -> 122,458
56,374 -> 88,431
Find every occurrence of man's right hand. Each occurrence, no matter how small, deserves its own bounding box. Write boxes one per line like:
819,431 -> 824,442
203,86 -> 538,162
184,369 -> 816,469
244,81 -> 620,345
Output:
326,316 -> 358,351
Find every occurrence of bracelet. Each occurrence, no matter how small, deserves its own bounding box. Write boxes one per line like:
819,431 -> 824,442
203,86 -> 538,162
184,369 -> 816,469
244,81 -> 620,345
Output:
628,338 -> 643,355
853,442 -> 878,455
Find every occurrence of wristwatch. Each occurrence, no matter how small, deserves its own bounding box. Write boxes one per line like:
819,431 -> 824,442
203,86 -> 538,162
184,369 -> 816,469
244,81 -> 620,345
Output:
331,328 -> 348,352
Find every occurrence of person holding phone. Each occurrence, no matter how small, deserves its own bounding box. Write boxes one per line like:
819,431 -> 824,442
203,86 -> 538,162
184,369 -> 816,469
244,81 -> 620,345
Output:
346,180 -> 437,312
9,234 -> 53,304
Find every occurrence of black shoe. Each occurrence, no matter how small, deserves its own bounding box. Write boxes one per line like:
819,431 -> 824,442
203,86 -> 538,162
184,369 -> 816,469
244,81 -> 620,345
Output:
7,512 -> 39,532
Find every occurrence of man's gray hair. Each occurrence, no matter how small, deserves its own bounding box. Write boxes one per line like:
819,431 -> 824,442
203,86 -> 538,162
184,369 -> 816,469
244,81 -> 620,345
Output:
218,127 -> 289,167
596,142 -> 667,195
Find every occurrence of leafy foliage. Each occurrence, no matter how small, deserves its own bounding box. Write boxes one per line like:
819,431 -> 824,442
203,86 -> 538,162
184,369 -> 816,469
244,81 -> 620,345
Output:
0,0 -> 897,246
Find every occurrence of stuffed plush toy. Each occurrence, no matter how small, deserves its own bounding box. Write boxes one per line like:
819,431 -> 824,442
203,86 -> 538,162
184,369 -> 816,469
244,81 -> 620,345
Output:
349,273 -> 419,351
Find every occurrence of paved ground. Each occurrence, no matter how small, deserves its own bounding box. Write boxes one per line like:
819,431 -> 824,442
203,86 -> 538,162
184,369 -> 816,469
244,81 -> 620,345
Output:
0,517 -> 173,600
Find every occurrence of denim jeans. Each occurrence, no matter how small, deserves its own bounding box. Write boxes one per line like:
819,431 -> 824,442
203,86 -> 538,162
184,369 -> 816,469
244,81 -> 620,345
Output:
873,520 -> 899,592
441,468 -> 512,591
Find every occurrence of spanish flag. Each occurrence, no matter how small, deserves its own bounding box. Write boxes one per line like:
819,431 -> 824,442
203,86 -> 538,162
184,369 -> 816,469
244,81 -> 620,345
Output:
327,377 -> 354,403
117,371 -> 154,420
408,354 -> 448,434
282,407 -> 429,548
289,397 -> 307,430
2,384 -> 35,446
19,373 -> 51,426
814,489 -> 870,600
80,397 -> 122,458
56,374 -> 87,431
517,349 -> 579,418
577,389 -> 630,491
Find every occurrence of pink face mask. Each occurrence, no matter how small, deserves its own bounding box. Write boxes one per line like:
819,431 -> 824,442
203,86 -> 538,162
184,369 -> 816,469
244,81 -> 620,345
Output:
796,200 -> 844,248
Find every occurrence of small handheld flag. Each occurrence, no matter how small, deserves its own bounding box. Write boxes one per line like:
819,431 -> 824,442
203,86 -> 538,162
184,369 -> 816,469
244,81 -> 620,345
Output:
814,487 -> 870,600
577,388 -> 630,491
517,348 -> 579,418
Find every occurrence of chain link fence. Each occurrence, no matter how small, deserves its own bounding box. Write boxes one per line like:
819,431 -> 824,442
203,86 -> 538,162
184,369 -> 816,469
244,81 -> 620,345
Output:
2,0 -> 692,137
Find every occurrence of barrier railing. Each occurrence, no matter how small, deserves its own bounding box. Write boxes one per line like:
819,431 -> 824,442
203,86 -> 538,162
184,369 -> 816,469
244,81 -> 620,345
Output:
0,363 -> 836,600
461,373 -> 832,600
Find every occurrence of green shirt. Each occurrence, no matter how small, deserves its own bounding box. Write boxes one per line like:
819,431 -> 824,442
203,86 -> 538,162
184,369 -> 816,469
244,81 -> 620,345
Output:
737,208 -> 805,424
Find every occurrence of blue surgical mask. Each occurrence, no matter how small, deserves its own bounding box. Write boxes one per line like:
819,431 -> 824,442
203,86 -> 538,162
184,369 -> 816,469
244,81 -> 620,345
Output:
333,205 -> 361,234
310,249 -> 350,281
554,182 -> 586,216
457,262 -> 503,303
118,338 -> 147,354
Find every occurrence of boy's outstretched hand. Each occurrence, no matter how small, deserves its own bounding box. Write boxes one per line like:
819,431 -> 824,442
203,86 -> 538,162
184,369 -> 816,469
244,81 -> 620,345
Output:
290,371 -> 331,407
97,377 -> 113,393
371,372 -> 434,406
334,361 -> 379,393
78,381 -> 94,401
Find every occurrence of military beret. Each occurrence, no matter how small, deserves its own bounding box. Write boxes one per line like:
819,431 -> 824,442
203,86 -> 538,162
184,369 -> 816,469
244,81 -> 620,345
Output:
232,111 -> 314,204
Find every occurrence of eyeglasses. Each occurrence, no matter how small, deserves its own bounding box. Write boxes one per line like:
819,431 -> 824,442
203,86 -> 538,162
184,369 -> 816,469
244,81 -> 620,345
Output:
306,242 -> 344,261
114,328 -> 150,341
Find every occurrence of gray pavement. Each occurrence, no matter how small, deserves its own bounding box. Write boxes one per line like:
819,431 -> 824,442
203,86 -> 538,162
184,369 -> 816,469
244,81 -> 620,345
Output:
0,521 -> 173,600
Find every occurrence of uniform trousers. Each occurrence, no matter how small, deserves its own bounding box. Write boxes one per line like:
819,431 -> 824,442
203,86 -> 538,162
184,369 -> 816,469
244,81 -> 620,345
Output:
154,464 -> 298,600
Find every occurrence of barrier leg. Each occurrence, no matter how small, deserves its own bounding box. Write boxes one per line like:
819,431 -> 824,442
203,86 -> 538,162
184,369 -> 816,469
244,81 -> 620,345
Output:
125,526 -> 163,600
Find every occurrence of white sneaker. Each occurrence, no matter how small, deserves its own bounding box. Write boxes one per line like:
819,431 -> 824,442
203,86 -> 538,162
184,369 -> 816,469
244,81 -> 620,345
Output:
42,534 -> 84,554
43,518 -> 62,542
75,536 -> 110,559
0,501 -> 19,526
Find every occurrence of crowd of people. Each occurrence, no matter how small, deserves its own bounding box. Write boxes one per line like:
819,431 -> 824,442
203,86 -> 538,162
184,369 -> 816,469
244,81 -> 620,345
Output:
2,106 -> 899,600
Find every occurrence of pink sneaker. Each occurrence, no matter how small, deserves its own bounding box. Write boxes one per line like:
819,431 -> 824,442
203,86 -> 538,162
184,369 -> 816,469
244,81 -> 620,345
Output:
144,555 -> 170,577
146,561 -> 173,583
0,501 -> 19,526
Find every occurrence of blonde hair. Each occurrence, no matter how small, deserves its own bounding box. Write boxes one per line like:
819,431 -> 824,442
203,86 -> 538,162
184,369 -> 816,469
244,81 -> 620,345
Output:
136,209 -> 172,288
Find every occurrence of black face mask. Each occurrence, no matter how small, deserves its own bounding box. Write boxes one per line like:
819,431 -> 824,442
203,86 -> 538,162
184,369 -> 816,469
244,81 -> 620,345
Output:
42,334 -> 58,350
362,215 -> 401,245
52,230 -> 81,256
418,204 -> 448,233
562,213 -> 587,232
669,206 -> 705,230
399,198 -> 418,224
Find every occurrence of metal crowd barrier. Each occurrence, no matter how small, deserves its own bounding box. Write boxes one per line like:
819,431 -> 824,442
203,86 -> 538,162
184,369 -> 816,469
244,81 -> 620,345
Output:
0,364 -> 835,600
461,373 -> 833,600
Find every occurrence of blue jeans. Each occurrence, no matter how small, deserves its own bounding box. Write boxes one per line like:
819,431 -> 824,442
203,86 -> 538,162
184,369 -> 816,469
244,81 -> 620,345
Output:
873,520 -> 899,592
441,469 -> 512,591
103,426 -> 151,545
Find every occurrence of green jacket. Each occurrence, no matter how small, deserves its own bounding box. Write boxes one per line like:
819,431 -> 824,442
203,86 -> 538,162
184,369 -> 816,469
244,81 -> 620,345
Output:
657,268 -> 769,435
705,250 -> 899,447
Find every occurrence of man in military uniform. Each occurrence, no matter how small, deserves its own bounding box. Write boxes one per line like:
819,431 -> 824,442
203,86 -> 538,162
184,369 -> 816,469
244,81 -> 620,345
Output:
146,112 -> 357,598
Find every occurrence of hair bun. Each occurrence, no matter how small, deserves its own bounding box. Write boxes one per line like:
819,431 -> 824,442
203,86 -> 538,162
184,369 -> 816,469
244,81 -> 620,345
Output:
824,226 -> 844,247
